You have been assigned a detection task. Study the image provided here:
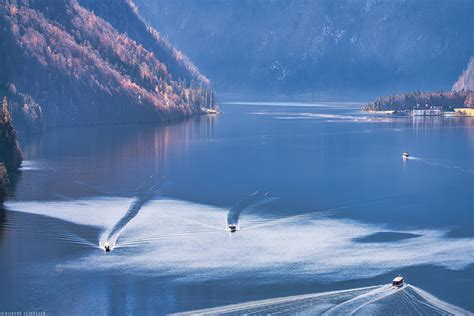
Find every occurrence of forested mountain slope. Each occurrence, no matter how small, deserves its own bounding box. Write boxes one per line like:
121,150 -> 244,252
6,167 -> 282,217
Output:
0,0 -> 216,129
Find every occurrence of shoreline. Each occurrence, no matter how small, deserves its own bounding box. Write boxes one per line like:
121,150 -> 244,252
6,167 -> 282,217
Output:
0,164 -> 5,204
365,108 -> 474,117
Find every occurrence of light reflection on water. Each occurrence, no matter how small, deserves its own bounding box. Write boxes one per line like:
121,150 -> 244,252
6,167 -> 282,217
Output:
4,197 -> 474,281
1,102 -> 473,314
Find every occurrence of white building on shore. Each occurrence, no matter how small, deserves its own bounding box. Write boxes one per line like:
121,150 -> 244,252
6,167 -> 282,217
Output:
411,104 -> 443,116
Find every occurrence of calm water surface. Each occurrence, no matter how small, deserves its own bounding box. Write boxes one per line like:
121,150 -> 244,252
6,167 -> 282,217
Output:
1,102 -> 473,314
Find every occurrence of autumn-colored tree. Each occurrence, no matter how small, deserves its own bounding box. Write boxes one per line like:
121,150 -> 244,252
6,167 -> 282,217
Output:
2,97 -> 9,122
0,0 -> 216,126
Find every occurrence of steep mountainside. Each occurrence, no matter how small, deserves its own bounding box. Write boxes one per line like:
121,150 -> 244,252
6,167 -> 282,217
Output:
136,0 -> 473,96
0,114 -> 23,204
0,0 -> 215,130
0,119 -> 22,171
78,0 -> 208,86
453,58 -> 474,92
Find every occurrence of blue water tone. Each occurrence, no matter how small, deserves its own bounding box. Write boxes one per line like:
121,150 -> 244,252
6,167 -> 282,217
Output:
1,101 -> 473,314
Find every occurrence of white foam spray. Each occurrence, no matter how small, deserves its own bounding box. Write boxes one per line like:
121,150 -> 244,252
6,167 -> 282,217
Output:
5,198 -> 474,284
173,284 -> 471,315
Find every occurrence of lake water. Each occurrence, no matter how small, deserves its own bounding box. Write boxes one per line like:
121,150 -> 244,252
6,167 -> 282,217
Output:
1,102 -> 473,314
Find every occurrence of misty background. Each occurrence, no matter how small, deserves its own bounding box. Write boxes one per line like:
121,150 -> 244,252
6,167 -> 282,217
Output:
136,0 -> 474,99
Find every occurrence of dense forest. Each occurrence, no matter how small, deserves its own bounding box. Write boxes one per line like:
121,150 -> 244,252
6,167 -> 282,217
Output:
363,91 -> 473,112
0,99 -> 23,204
136,0 -> 473,96
0,0 -> 217,202
0,0 -> 216,131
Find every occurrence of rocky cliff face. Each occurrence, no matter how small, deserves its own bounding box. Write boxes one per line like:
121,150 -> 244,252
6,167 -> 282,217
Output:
453,57 -> 474,92
136,0 -> 473,96
0,119 -> 23,170
0,0 -> 216,130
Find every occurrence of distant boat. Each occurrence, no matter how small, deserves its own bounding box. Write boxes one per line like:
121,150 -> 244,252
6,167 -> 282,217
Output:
201,107 -> 220,115
392,275 -> 404,287
402,152 -> 410,160
104,242 -> 111,252
227,224 -> 237,233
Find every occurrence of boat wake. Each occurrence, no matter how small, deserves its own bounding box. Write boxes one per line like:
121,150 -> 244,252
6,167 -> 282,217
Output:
226,191 -> 272,228
251,111 -> 394,123
100,176 -> 162,250
408,156 -> 474,175
5,198 -> 474,284
223,101 -> 357,108
173,284 -> 470,315
0,208 -> 97,249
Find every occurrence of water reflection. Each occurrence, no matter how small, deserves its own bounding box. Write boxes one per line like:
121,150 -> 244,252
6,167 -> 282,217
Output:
14,115 -> 216,201
411,115 -> 474,130
0,169 -> 21,244
2,103 -> 473,313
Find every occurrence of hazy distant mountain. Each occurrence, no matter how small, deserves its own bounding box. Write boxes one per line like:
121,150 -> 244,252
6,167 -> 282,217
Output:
136,0 -> 474,96
0,0 -> 215,129
453,57 -> 474,92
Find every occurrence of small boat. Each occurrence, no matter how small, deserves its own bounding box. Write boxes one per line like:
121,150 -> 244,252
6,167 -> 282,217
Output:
201,108 -> 220,115
392,275 -> 404,287
402,152 -> 410,159
227,224 -> 237,233
104,242 -> 111,252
